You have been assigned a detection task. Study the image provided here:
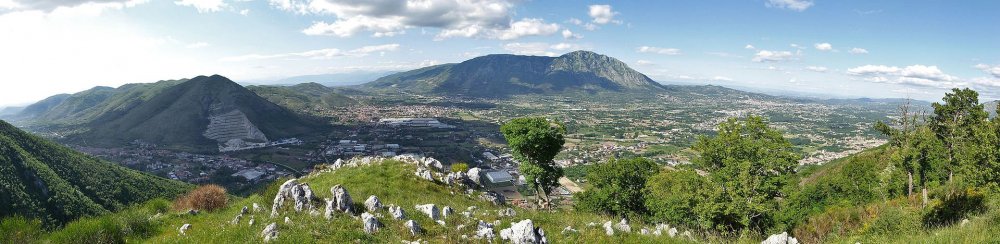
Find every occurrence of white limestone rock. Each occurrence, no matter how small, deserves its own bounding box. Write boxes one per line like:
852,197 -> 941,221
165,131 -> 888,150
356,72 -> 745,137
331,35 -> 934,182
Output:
616,218 -> 631,233
603,221 -> 614,236
261,222 -> 279,242
415,204 -> 441,221
405,220 -> 423,236
475,220 -> 496,240
761,232 -> 799,244
388,205 -> 406,220
231,214 -> 243,225
330,185 -> 354,214
481,191 -> 506,206
415,168 -> 435,181
365,195 -> 383,212
179,224 -> 191,235
467,167 -> 483,186
500,219 -> 548,244
361,212 -> 382,234
442,206 -> 454,219
561,226 -> 578,235
497,208 -> 516,217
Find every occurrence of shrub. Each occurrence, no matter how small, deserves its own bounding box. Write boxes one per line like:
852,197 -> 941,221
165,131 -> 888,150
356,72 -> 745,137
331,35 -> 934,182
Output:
922,187 -> 987,227
0,216 -> 43,243
575,157 -> 659,220
173,184 -> 228,212
864,205 -> 921,236
644,169 -> 709,228
451,163 -> 469,173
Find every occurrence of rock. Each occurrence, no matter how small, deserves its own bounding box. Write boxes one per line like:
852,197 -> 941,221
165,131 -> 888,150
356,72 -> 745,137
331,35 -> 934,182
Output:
615,218 -> 631,233
405,220 -> 423,236
561,226 -> 578,235
186,209 -> 199,215
500,219 -> 548,244
460,211 -> 472,219
284,217 -> 292,224
497,208 -> 516,217
436,220 -> 447,226
467,206 -> 478,212
668,227 -> 678,237
361,212 -> 382,234
231,214 -> 243,225
179,224 -> 191,235
261,222 -> 279,242
467,167 -> 483,185
481,191 -> 506,206
415,168 -> 435,181
681,230 -> 694,240
292,183 -> 315,212
961,218 -> 970,227
330,185 -> 354,214
586,222 -> 598,227
654,223 -> 668,236
475,220 -> 496,240
253,203 -> 262,213
442,206 -> 454,219
443,172 -> 471,187
389,205 -> 407,220
271,179 -> 298,217
241,206 -> 249,215
365,195 -> 383,212
248,217 -> 256,226
423,158 -> 444,172
415,204 -> 441,221
761,232 -> 798,244
603,221 -> 614,236
640,228 -> 650,235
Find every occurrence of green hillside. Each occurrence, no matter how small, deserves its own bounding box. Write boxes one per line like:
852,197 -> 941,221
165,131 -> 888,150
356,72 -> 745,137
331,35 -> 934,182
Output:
247,82 -> 358,114
11,80 -> 185,126
0,120 -> 191,227
71,75 -> 327,151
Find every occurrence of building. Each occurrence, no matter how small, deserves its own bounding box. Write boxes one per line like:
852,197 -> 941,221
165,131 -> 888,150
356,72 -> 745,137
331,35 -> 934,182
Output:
485,171 -> 514,184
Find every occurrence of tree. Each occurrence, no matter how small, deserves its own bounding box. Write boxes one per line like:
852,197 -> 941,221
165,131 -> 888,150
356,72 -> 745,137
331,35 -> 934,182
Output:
644,168 -> 713,228
930,88 -> 989,182
875,99 -> 922,196
500,117 -> 566,206
693,115 -> 799,232
575,157 -> 660,219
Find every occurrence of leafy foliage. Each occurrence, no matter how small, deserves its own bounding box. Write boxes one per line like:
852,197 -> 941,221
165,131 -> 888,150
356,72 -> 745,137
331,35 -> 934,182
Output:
575,157 -> 660,219
501,117 -> 566,200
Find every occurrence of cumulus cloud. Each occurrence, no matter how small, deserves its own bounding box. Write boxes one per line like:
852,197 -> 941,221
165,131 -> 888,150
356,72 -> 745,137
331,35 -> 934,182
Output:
588,4 -> 620,24
550,42 -> 581,51
848,47 -> 868,54
745,44 -> 756,49
637,46 -> 680,55
274,0 -> 563,40
847,64 -> 964,88
174,0 -> 226,12
221,44 -> 401,62
814,42 -> 832,51
805,66 -> 828,72
766,0 -> 814,11
974,64 -> 1000,78
1,0 -> 146,14
752,50 -> 796,62
561,29 -> 582,39
502,42 -> 556,56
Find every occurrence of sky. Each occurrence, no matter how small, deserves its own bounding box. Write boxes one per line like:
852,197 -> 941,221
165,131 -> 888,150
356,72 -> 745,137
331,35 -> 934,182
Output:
1,0 -> 999,107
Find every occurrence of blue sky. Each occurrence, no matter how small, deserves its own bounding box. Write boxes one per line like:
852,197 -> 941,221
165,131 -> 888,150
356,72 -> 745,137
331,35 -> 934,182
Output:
1,0 -> 998,106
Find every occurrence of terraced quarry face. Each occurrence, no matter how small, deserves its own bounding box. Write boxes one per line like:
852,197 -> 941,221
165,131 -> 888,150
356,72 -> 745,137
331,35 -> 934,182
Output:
203,108 -> 268,144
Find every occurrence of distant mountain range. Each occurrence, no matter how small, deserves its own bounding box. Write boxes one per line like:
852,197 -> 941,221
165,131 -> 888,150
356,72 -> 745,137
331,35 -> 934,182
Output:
362,50 -> 665,97
0,119 -> 190,226
243,71 -> 398,87
247,82 -> 358,113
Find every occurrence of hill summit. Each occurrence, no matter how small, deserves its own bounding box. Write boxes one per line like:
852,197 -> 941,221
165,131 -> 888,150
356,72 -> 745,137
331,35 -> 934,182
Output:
364,50 -> 665,97
72,75 -> 324,151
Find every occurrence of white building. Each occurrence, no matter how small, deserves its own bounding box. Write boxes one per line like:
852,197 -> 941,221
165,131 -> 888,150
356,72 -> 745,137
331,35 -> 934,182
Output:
485,171 -> 514,184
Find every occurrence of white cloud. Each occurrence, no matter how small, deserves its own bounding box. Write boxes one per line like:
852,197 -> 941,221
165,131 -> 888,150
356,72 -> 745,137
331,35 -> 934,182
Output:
766,0 -> 814,11
805,66 -> 828,72
814,43 -> 832,51
848,47 -> 868,54
974,64 -> 1000,78
745,44 -> 755,49
239,8 -> 249,15
221,44 -> 401,62
550,42 -> 581,51
0,0 -> 146,13
561,29 -> 582,39
637,46 -> 680,55
847,64 -> 964,88
635,60 -> 654,66
502,42 -> 556,56
752,50 -> 796,62
712,76 -> 734,82
275,0 -> 560,40
588,4 -> 620,24
174,0 -> 226,13
185,42 -> 209,48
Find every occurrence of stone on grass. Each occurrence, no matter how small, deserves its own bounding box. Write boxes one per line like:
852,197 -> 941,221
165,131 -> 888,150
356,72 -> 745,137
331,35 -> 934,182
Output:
262,222 -> 279,242
365,195 -> 383,212
761,232 -> 799,244
405,220 -> 423,236
499,219 -> 548,244
389,205 -> 406,220
179,224 -> 191,235
361,212 -> 382,234
415,204 -> 440,221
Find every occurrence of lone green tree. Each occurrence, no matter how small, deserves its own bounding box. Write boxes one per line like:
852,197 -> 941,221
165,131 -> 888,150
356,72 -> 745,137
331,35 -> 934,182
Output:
575,157 -> 660,219
929,88 -> 989,182
501,117 -> 566,206
693,115 -> 799,232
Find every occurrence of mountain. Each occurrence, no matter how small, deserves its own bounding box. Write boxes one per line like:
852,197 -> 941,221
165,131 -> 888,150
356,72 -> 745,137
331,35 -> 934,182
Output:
363,50 -> 665,97
8,79 -> 186,125
0,119 -> 190,227
253,71 -> 397,87
0,106 -> 23,117
70,75 -> 326,151
247,82 -> 358,113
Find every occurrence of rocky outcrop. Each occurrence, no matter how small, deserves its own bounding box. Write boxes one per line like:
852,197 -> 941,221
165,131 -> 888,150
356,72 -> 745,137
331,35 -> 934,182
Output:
292,183 -> 315,212
497,208 -> 516,217
271,179 -> 298,217
475,220 -> 496,240
388,205 -> 406,220
762,232 -> 799,244
615,218 -> 631,233
365,195 -> 383,212
415,168 -> 435,181
603,221 -> 614,236
467,167 -> 483,186
261,223 -> 278,242
423,158 -> 444,172
361,212 -> 382,234
481,191 -> 506,206
329,185 -> 353,215
405,220 -> 423,236
415,204 -> 441,221
500,219 -> 548,244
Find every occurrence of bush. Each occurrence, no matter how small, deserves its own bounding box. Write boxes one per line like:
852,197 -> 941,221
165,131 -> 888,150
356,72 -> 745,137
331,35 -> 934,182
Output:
644,169 -> 710,228
574,157 -> 660,220
0,216 -> 43,243
173,185 -> 228,212
922,187 -> 987,227
864,205 -> 921,236
451,163 -> 469,173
